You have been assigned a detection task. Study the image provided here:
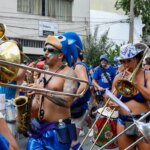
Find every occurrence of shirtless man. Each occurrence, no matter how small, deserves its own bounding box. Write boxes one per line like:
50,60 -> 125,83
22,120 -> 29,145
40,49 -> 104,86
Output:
27,34 -> 79,150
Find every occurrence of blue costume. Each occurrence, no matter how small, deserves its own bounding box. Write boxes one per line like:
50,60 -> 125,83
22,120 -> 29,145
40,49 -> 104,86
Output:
71,62 -> 91,118
27,119 -> 76,150
62,32 -> 91,117
0,81 -> 17,100
27,32 -> 79,150
0,133 -> 9,150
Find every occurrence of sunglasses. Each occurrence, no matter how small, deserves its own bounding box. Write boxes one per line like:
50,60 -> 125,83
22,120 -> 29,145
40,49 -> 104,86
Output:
43,47 -> 61,54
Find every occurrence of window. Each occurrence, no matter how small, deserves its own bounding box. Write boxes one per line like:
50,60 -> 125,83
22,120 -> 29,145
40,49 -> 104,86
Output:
10,38 -> 45,48
17,0 -> 73,21
17,0 -> 42,15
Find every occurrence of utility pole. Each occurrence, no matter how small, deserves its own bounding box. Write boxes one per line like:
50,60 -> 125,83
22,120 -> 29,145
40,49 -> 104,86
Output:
129,0 -> 134,43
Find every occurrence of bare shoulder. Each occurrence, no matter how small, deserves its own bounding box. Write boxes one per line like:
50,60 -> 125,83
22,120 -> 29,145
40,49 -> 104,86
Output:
145,70 -> 150,79
75,64 -> 86,73
64,66 -> 77,78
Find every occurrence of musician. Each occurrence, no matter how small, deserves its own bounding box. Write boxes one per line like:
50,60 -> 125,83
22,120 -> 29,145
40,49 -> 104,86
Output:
62,32 -> 91,149
27,34 -> 79,150
111,43 -> 150,150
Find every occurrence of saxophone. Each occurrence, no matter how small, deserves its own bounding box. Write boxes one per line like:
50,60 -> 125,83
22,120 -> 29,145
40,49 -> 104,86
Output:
14,96 -> 33,135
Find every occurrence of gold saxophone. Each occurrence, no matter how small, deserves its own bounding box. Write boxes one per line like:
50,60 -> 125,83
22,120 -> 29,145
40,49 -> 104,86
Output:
14,96 -> 33,135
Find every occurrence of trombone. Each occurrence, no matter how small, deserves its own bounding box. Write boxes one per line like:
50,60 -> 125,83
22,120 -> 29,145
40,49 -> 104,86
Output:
99,111 -> 150,150
0,23 -> 89,97
0,59 -> 89,97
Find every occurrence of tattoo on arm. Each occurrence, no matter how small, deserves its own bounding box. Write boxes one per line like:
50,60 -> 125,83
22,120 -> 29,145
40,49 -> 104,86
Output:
43,69 -> 78,107
45,95 -> 68,108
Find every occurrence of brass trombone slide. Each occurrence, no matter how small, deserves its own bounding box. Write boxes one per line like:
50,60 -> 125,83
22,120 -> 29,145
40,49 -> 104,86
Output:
0,60 -> 89,97
99,111 -> 150,150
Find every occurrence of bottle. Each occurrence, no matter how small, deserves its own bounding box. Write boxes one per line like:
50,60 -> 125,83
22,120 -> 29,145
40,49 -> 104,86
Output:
57,119 -> 69,143
5,99 -> 16,122
58,119 -> 66,129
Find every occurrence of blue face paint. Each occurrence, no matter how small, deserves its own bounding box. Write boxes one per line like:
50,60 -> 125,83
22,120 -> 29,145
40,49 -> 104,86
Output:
48,53 -> 57,57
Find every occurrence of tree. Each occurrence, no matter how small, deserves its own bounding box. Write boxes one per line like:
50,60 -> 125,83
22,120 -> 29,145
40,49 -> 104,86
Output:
83,28 -> 120,67
115,0 -> 150,37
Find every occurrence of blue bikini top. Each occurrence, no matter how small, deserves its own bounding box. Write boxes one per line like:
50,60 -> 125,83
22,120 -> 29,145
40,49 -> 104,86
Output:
117,71 -> 147,103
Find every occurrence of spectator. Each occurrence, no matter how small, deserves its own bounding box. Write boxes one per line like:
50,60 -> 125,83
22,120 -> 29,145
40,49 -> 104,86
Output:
92,54 -> 116,104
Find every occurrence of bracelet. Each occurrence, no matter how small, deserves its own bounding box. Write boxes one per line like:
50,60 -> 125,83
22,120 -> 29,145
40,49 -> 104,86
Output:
0,112 -> 5,119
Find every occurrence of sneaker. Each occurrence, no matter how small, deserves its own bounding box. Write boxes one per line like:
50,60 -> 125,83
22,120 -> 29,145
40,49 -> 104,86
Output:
88,129 -> 94,137
79,130 -> 85,137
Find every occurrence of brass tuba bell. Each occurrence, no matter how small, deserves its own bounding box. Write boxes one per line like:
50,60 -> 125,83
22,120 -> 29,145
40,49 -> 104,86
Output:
0,40 -> 21,82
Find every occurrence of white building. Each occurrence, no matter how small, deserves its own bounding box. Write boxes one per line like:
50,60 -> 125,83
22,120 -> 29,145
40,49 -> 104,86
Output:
0,0 -> 90,57
90,0 -> 144,45
0,0 -> 144,57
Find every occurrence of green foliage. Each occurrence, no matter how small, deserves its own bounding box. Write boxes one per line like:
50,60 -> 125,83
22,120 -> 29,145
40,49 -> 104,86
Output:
83,29 -> 120,67
115,0 -> 150,36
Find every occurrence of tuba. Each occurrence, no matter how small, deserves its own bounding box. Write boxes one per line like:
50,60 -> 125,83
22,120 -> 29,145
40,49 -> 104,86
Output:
0,40 -> 21,82
14,96 -> 33,135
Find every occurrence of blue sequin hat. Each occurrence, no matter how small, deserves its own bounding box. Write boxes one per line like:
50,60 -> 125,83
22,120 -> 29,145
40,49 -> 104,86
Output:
114,43 -> 144,61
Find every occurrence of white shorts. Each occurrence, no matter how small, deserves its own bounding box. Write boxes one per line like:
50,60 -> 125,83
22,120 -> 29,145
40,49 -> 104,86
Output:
71,109 -> 89,129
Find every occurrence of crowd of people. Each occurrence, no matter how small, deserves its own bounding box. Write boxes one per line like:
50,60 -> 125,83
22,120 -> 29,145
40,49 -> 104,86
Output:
0,32 -> 150,150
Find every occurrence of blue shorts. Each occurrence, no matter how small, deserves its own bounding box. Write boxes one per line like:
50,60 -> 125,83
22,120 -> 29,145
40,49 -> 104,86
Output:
0,133 -> 9,150
27,118 -> 77,150
27,129 -> 71,150
117,113 -> 149,125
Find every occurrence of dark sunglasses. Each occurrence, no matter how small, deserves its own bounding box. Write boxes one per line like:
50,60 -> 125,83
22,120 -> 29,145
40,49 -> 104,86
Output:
43,47 -> 61,53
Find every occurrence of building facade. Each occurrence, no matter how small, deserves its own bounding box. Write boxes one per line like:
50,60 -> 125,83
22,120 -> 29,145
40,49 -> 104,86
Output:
0,0 -> 90,57
0,0 -> 145,57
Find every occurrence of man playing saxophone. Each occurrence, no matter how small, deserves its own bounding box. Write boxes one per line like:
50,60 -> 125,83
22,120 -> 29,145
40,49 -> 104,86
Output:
26,33 -> 80,150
